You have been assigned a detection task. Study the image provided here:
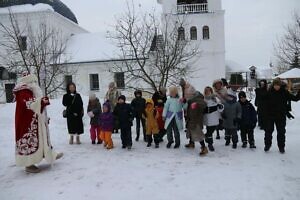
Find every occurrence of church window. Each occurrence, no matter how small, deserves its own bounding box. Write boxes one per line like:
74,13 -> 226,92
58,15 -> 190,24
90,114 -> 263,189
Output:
203,26 -> 210,40
190,26 -> 197,40
178,27 -> 185,40
89,74 -> 99,91
114,72 -> 125,89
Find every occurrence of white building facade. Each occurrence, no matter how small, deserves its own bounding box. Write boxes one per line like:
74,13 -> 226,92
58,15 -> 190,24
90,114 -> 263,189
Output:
158,0 -> 226,90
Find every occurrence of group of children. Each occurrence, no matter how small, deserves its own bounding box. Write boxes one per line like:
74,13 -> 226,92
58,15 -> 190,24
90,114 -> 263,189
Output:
85,79 -> 261,156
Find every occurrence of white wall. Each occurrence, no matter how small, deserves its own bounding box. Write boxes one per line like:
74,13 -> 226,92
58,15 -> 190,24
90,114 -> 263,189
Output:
158,0 -> 226,91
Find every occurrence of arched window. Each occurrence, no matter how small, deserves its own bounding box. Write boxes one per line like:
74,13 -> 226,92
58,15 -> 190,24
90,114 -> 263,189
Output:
202,25 -> 210,40
190,26 -> 197,40
178,27 -> 185,41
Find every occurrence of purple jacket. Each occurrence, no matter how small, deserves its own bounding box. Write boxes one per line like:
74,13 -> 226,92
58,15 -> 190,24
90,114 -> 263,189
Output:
99,112 -> 114,132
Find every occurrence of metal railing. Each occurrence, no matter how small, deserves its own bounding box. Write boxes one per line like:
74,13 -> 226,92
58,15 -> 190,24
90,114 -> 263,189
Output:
177,3 -> 208,14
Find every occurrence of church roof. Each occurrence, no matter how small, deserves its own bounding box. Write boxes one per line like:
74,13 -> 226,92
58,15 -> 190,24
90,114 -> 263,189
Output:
0,0 -> 78,24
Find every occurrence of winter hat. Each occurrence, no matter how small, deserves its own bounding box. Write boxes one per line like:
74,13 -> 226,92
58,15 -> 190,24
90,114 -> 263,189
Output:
227,88 -> 236,98
118,95 -> 126,102
273,78 -> 282,86
213,79 -> 223,88
238,91 -> 247,99
134,90 -> 142,97
103,101 -> 111,112
89,92 -> 96,100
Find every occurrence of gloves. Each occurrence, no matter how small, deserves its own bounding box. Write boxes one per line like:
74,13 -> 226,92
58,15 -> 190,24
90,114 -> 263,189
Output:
191,102 -> 198,110
218,104 -> 224,110
286,112 -> 295,119
180,98 -> 187,104
88,111 -> 95,118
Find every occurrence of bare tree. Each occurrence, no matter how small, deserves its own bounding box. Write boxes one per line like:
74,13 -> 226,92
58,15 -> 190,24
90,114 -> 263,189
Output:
0,10 -> 75,96
108,1 -> 201,93
275,13 -> 300,73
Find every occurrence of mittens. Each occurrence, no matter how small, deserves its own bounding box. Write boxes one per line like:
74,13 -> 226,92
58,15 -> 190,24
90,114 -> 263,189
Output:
88,111 -> 95,118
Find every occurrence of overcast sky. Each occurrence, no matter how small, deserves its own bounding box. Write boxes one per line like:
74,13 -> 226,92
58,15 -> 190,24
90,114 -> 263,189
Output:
62,0 -> 300,68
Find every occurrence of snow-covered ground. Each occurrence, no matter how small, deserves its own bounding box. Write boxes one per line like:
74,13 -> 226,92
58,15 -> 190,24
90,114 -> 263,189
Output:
0,97 -> 300,200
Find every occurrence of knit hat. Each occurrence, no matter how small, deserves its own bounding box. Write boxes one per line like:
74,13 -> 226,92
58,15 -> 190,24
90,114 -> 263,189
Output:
238,91 -> 246,99
273,78 -> 282,86
118,95 -> 126,102
103,101 -> 111,112
134,90 -> 142,97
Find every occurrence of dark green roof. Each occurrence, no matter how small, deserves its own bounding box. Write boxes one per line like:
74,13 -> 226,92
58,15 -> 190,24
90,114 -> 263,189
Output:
0,0 -> 78,23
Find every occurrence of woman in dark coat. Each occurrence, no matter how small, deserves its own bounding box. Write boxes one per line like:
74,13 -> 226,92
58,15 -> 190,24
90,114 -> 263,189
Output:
255,79 -> 268,129
62,83 -> 84,145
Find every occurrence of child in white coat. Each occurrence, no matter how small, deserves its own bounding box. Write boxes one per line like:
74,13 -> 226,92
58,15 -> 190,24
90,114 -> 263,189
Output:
203,87 -> 224,151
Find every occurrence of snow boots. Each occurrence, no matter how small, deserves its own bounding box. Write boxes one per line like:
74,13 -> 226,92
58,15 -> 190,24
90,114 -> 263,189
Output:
200,147 -> 208,156
208,144 -> 215,152
76,136 -> 81,144
185,142 -> 195,149
69,135 -> 74,145
25,165 -> 41,173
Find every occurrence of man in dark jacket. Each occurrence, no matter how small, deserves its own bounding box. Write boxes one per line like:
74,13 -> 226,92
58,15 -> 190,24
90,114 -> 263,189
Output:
113,95 -> 134,149
131,90 -> 146,142
264,78 -> 300,153
255,79 -> 268,130
238,91 -> 257,149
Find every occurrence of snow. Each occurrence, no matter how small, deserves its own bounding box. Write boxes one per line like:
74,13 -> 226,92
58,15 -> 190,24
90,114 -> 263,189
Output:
64,33 -> 120,64
276,68 -> 300,79
0,4 -> 54,14
1,97 -> 300,200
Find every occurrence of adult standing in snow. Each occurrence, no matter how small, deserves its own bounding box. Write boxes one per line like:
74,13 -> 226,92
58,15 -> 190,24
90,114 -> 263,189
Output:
62,83 -> 84,145
13,73 -> 63,173
105,82 -> 121,133
263,78 -> 300,153
255,79 -> 268,130
152,86 -> 167,107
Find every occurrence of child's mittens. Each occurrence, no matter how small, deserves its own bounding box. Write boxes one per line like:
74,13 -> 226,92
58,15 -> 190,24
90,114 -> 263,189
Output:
88,111 -> 95,118
191,102 -> 198,110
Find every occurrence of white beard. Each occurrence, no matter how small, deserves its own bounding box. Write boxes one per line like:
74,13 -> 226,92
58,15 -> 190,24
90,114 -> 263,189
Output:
28,83 -> 43,98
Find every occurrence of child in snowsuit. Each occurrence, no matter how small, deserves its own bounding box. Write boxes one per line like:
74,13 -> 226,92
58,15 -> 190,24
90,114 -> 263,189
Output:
222,90 -> 242,149
203,87 -> 224,152
155,100 -> 166,142
113,95 -> 134,149
186,91 -> 208,156
99,102 -> 114,149
143,99 -> 160,148
87,93 -> 102,144
131,90 -> 146,142
238,91 -> 257,149
163,86 -> 184,149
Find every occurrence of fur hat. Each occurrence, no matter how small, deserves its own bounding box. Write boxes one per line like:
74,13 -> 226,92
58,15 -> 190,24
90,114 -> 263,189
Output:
118,95 -> 126,102
273,78 -> 282,86
213,79 -> 223,88
227,88 -> 236,98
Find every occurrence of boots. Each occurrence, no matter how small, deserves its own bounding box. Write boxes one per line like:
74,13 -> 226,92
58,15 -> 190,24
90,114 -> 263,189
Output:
232,143 -> 237,149
56,152 -> 64,160
166,141 -> 173,148
264,145 -> 271,152
25,165 -> 41,173
250,144 -> 256,149
199,147 -> 208,156
225,140 -> 230,146
242,142 -> 247,148
185,142 -> 195,149
76,135 -> 81,144
69,135 -> 74,145
279,147 -> 285,154
174,143 -> 180,149
208,144 -> 215,152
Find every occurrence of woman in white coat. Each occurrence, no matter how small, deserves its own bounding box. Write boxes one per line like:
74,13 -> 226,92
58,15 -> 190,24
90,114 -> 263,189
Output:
203,87 -> 224,151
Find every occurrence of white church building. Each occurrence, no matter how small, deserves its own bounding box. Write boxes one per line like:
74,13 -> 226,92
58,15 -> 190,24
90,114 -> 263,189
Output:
0,0 -> 226,103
